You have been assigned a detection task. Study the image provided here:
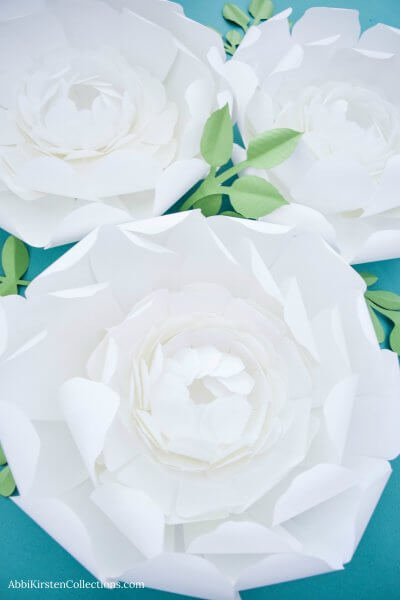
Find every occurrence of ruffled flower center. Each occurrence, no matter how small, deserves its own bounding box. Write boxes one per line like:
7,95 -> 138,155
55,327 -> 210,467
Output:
130,313 -> 281,472
274,82 -> 400,176
15,50 -> 178,164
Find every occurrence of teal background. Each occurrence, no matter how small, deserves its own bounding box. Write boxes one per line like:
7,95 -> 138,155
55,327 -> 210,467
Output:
1,1 -> 400,599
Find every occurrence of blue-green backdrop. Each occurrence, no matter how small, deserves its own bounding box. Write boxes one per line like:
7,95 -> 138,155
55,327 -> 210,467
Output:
1,1 -> 400,599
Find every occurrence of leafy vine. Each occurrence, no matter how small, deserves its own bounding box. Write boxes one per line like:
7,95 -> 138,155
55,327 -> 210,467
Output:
223,0 -> 275,54
179,104 -> 302,217
361,272 -> 400,354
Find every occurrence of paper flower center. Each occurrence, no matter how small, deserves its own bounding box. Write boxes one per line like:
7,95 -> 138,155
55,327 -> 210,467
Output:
15,50 -> 178,163
275,82 -> 400,176
133,342 -> 265,471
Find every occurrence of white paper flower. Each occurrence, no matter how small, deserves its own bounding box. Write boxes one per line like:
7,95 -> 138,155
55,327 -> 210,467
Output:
0,0 -> 226,247
1,211 -> 399,599
214,7 -> 400,263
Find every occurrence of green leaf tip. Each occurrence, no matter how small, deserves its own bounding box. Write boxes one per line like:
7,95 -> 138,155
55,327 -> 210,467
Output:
226,29 -> 243,47
2,236 -> 29,281
359,272 -> 378,287
0,445 -> 6,466
223,3 -> 250,30
193,195 -> 223,217
0,466 -> 16,497
365,285 -> 400,355
389,325 -> 400,355
249,0 -> 274,22
200,104 -> 233,169
367,304 -> 385,344
365,290 -> 400,311
0,235 -> 31,296
247,128 -> 302,169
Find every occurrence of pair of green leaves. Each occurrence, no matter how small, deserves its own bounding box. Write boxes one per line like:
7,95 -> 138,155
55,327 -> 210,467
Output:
181,104 -> 302,219
0,446 -> 16,497
0,236 -> 30,296
223,0 -> 274,54
361,272 -> 400,354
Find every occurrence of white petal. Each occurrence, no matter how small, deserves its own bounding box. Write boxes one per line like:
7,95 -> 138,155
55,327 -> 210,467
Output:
153,158 -> 208,215
346,350 -> 400,460
216,372 -> 254,395
16,156 -> 91,199
125,0 -> 225,64
48,203 -> 131,247
293,8 -> 360,48
13,494 -> 98,579
210,354 -> 245,378
87,336 -> 119,385
236,553 -> 332,591
350,228 -> 400,264
117,456 -> 177,516
59,378 -> 119,482
324,375 -> 358,460
187,521 -> 300,554
0,0 -> 44,20
88,152 -> 162,198
365,155 -> 400,215
346,456 -> 392,546
291,155 -> 375,214
284,278 -> 319,360
0,109 -> 21,144
0,401 -> 39,494
15,479 -> 143,580
91,482 -> 164,558
284,488 -> 360,569
262,203 -> 337,248
119,554 -> 233,600
273,464 -> 357,525
121,9 -> 177,81
358,23 -> 400,54
0,290 -> 121,419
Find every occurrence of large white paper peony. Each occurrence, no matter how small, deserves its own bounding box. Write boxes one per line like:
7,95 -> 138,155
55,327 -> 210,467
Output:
214,7 -> 400,263
0,211 -> 399,599
0,0 -> 226,247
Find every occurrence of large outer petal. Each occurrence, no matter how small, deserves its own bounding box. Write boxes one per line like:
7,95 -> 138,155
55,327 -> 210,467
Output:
0,285 -> 123,420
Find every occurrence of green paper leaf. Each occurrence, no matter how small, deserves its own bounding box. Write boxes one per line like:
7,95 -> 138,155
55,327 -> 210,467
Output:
249,0 -> 274,21
223,3 -> 250,31
390,325 -> 400,354
0,445 -> 6,466
226,29 -> 243,47
193,195 -> 222,217
224,44 -> 235,55
367,305 -> 385,344
2,236 -> 29,282
365,290 -> 400,311
200,104 -> 233,168
229,175 -> 287,218
0,278 -> 18,296
221,210 -> 243,217
0,466 -> 16,497
359,272 -> 378,287
180,173 -> 221,211
247,128 -> 302,169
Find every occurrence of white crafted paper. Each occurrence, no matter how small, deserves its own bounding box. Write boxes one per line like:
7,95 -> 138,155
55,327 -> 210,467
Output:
0,211 -> 399,599
0,0 -> 227,247
214,7 -> 400,264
